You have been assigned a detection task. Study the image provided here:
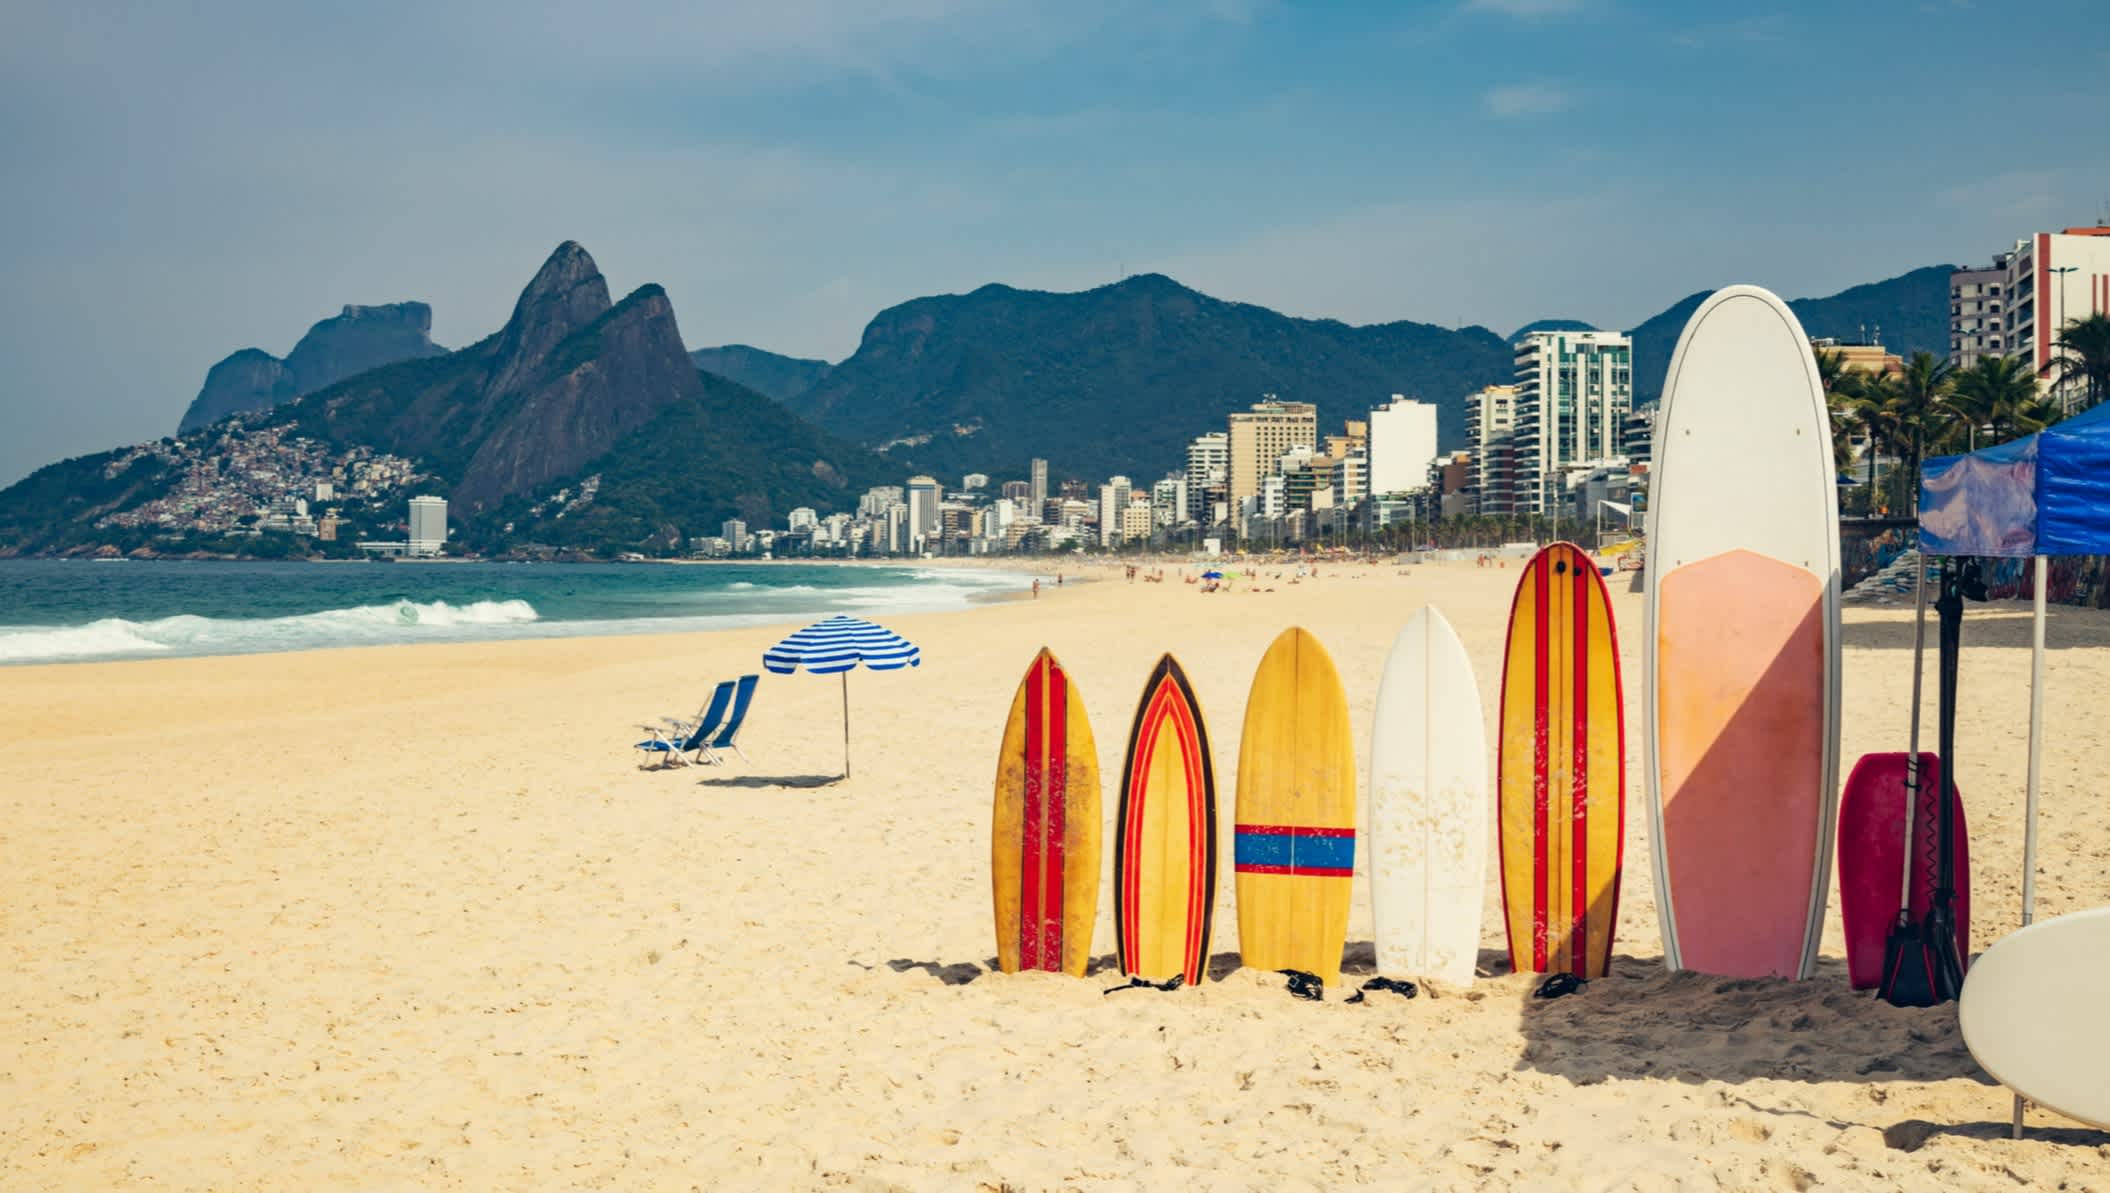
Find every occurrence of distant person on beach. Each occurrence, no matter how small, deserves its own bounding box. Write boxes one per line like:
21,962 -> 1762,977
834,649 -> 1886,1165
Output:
1032,579 -> 1040,599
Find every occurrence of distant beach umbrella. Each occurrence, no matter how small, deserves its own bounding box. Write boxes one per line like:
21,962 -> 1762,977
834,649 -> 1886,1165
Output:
1202,570 -> 1224,580
762,614 -> 920,779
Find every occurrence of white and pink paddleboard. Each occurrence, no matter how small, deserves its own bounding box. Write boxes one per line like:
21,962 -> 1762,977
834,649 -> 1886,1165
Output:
1644,285 -> 1841,980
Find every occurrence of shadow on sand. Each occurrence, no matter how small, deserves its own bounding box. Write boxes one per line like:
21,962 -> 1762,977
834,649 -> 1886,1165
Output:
697,773 -> 844,789
1841,601 -> 2110,651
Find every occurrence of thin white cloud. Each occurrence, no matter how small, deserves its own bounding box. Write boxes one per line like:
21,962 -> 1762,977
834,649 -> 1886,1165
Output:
1485,81 -> 1572,117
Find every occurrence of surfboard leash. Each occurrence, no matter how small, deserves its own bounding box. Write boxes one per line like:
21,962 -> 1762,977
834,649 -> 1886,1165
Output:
1103,974 -> 1185,995
1345,977 -> 1419,1004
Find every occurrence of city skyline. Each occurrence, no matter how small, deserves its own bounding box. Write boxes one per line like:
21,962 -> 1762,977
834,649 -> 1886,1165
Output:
5,1 -> 2108,487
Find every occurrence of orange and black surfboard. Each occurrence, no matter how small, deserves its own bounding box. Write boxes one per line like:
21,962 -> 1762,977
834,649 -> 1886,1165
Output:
1497,542 -> 1626,979
993,648 -> 1101,976
1115,655 -> 1217,986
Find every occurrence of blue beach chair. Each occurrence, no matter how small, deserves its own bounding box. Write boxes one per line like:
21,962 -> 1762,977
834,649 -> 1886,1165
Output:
697,673 -> 759,765
636,680 -> 734,767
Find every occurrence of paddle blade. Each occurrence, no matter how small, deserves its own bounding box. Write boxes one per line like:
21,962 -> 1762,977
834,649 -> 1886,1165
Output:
1878,918 -> 1941,1008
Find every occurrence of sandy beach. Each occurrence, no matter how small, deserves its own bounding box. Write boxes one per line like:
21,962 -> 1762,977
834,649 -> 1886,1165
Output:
4,559 -> 2108,1190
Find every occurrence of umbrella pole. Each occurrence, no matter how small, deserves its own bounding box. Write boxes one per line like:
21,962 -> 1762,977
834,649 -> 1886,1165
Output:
841,671 -> 852,781
2014,555 -> 2047,1139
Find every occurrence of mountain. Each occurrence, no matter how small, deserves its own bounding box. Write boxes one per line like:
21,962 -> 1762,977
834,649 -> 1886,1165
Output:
0,243 -> 889,556
1628,265 -> 1955,407
178,302 -> 445,432
690,344 -> 833,404
1510,319 -> 1597,342
787,273 -> 1514,482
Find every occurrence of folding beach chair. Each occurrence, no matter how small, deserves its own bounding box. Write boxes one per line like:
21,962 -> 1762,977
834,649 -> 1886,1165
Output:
696,673 -> 759,765
635,679 -> 734,767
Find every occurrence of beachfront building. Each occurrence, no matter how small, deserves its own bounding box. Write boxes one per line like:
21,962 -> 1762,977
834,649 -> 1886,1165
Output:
1463,384 -> 1517,515
1185,432 -> 1228,526
1098,476 -> 1133,546
1950,256 -> 2012,368
906,476 -> 941,551
787,507 -> 818,533
408,495 -> 447,557
721,518 -> 750,553
962,473 -> 988,491
1227,398 -> 1317,524
1956,224 -> 2110,410
1368,395 -> 1437,498
1121,497 -> 1154,543
1510,331 -> 1632,516
1030,458 -> 1049,508
1151,476 -> 1187,528
859,486 -> 903,519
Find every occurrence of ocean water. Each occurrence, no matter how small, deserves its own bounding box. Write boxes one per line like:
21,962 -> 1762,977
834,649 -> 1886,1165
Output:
0,560 -> 1028,665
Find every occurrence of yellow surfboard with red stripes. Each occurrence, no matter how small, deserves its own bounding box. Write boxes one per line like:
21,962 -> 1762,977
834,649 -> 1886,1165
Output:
1234,627 -> 1356,986
1498,542 -> 1626,979
992,648 -> 1102,977
1115,655 -> 1218,986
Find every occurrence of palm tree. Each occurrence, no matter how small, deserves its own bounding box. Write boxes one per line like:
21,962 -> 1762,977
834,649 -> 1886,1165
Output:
2048,311 -> 2110,412
1818,350 -> 1858,474
1851,370 -> 1901,513
1951,354 -> 2057,447
1890,351 -> 1956,515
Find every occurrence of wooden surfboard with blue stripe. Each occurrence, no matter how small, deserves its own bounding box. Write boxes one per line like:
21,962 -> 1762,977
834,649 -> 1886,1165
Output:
1115,654 -> 1217,986
992,648 -> 1101,977
1234,627 -> 1357,986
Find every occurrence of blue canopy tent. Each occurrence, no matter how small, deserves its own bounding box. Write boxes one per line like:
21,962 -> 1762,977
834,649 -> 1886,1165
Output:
1918,399 -> 2110,1135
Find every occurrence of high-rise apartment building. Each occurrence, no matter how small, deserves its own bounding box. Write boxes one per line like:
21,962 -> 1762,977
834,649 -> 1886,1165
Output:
1227,398 -> 1317,514
1030,458 -> 1049,508
1510,332 -> 1632,515
1950,257 -> 2012,368
1464,384 -> 1518,515
721,518 -> 749,552
408,495 -> 447,556
1000,480 -> 1031,503
787,507 -> 818,532
1185,432 -> 1229,524
1367,395 -> 1438,497
905,476 -> 941,550
1098,476 -> 1133,545
1956,225 -> 2110,409
1150,476 -> 1187,527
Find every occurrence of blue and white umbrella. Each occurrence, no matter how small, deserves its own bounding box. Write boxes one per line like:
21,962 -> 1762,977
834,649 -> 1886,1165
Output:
763,614 -> 920,778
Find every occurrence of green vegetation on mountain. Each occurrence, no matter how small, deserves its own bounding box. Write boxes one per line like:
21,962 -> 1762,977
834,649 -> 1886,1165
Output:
788,273 -> 1515,481
691,344 -> 834,404
179,302 -> 445,433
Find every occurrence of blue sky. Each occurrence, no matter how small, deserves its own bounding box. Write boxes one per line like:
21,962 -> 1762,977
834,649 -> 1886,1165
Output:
2,0 -> 2105,484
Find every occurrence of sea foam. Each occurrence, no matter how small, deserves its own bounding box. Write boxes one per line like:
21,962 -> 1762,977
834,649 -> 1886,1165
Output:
0,598 -> 539,663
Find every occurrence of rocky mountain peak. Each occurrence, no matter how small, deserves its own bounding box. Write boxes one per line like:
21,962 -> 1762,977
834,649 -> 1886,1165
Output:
487,241 -> 614,397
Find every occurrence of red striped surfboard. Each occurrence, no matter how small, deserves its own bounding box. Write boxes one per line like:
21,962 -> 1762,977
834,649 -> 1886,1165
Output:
1115,654 -> 1217,986
992,648 -> 1102,976
1498,542 -> 1626,979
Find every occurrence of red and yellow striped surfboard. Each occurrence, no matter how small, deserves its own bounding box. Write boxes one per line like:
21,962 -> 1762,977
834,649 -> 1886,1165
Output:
1497,543 -> 1626,979
993,648 -> 1102,976
1115,655 -> 1217,986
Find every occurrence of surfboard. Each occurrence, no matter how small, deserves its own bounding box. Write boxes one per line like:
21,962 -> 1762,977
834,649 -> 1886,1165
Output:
1498,544 -> 1625,979
1837,752 -> 1970,990
1370,606 -> 1490,986
1115,654 -> 1218,986
1959,907 -> 2110,1131
1235,626 -> 1356,987
1644,284 -> 1841,980
992,648 -> 1101,976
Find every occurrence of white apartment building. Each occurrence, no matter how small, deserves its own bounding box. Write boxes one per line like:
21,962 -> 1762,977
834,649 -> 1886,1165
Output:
905,476 -> 941,550
721,518 -> 749,552
1029,458 -> 1048,507
1464,384 -> 1518,515
1185,432 -> 1228,524
1151,476 -> 1187,527
1510,332 -> 1632,516
787,507 -> 818,532
1959,225 -> 2110,409
1098,476 -> 1133,545
407,495 -> 447,556
1367,395 -> 1437,497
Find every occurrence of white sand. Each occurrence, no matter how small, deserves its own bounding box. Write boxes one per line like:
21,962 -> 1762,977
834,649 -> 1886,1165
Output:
3,560 -> 2108,1189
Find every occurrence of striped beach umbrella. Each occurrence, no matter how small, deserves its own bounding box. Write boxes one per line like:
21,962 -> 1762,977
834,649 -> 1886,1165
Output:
762,614 -> 920,779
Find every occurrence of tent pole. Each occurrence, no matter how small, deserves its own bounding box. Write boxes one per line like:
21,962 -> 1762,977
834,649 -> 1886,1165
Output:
2022,554 -> 2046,929
841,671 -> 852,781
2012,554 -> 2048,1140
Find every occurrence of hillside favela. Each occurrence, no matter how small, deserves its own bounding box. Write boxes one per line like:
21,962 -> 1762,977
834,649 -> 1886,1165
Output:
6,3 -> 2110,1190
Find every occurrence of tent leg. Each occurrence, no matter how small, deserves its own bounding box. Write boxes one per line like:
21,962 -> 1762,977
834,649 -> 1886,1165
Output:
2013,555 -> 2047,1142
841,672 -> 852,781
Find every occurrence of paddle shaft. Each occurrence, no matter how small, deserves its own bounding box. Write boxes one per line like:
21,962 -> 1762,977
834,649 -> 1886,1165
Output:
1898,557 -> 1928,909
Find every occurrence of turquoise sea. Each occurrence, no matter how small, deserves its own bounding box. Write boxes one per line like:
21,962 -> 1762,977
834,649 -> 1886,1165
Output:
0,560 -> 1027,665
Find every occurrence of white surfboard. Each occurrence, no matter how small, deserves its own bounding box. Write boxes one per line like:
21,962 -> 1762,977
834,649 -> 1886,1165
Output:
1370,605 -> 1489,986
1644,284 -> 1841,980
1959,906 -> 2110,1131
